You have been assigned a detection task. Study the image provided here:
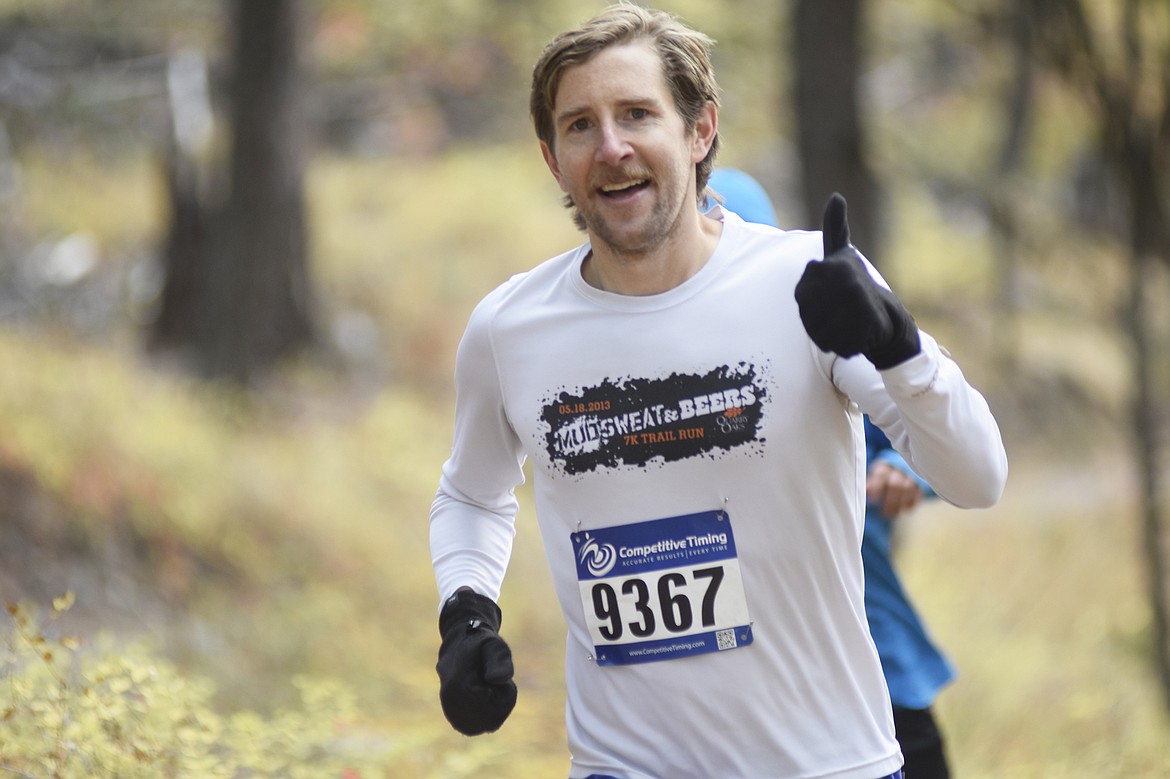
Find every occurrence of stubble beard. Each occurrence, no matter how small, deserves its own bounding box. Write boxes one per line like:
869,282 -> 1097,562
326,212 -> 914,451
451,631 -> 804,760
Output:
581,179 -> 689,259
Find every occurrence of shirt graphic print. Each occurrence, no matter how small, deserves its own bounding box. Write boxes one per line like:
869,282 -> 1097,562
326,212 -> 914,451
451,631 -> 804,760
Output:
539,363 -> 768,475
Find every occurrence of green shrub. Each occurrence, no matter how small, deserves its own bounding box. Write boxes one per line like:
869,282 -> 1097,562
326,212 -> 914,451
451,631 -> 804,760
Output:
1,596 -> 387,779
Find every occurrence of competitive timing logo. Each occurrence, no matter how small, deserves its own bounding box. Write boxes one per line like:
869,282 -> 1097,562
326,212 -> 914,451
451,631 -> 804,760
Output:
539,363 -> 768,475
577,534 -> 618,577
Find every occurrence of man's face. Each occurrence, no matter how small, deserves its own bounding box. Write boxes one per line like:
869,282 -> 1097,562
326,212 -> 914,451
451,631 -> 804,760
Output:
541,41 -> 713,256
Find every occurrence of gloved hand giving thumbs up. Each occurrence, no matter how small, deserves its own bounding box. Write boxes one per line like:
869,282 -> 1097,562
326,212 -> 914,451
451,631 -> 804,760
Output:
794,193 -> 921,370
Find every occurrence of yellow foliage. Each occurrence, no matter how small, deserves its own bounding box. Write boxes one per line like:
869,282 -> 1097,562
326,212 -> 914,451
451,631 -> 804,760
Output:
1,600 -> 388,778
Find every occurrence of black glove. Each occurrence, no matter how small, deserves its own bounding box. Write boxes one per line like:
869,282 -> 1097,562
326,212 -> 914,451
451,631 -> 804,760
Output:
436,587 -> 517,735
794,193 -> 921,370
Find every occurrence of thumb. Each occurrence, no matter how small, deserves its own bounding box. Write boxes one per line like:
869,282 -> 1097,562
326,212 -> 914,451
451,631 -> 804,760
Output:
821,192 -> 850,256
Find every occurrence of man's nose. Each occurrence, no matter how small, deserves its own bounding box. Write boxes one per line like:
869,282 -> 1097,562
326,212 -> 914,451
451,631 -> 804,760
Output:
595,121 -> 633,164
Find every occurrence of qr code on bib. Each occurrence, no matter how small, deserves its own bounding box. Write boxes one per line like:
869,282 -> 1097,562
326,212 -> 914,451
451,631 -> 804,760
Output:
716,629 -> 737,650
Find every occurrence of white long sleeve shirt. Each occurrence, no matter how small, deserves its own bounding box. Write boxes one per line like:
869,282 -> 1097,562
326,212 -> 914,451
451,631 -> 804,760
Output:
431,209 -> 1007,779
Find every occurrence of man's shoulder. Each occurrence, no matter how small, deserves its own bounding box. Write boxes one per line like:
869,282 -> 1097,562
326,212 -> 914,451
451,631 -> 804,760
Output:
467,243 -> 585,324
717,209 -> 818,257
739,222 -> 822,257
718,220 -> 824,286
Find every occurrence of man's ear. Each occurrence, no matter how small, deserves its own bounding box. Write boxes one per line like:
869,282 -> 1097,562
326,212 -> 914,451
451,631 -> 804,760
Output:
540,140 -> 569,193
691,101 -> 717,163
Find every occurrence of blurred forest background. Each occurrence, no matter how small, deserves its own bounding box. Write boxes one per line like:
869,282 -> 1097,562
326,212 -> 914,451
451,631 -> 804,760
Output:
1,0 -> 1169,776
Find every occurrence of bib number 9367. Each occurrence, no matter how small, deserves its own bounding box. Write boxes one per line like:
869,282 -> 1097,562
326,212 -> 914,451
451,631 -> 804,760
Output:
591,566 -> 724,640
572,510 -> 754,666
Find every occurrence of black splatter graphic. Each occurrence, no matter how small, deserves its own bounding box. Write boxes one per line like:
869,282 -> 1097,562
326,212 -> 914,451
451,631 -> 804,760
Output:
540,364 -> 767,475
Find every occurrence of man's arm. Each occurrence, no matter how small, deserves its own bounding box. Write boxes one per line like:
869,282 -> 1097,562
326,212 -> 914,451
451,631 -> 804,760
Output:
797,194 -> 1007,508
430,296 -> 527,604
841,331 -> 1007,509
430,297 -> 526,735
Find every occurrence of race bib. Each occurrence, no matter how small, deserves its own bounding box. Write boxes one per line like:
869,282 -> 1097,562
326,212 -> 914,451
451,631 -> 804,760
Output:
571,510 -> 753,666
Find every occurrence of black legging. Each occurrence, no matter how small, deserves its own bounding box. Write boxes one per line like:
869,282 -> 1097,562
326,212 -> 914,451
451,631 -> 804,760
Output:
893,706 -> 952,779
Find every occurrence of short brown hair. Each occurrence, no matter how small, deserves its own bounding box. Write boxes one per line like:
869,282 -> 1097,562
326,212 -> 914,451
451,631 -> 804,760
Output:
530,3 -> 721,222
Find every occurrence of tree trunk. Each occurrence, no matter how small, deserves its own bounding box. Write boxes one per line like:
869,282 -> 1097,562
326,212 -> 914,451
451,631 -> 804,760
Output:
1122,126 -> 1170,715
792,0 -> 883,266
198,0 -> 314,381
152,48 -> 214,353
151,1 -> 315,382
151,143 -> 204,351
1128,246 -> 1170,715
988,10 -> 1035,374
1012,0 -> 1170,711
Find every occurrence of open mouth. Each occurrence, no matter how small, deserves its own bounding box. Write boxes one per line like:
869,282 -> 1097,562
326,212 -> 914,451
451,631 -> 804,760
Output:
598,179 -> 650,199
